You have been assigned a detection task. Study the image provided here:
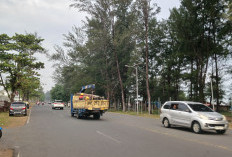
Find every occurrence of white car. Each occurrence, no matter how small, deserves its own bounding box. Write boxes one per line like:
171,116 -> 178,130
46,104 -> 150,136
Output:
160,101 -> 229,134
52,101 -> 64,110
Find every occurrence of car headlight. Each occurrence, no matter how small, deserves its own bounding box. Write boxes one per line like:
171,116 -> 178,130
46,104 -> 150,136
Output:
199,114 -> 209,120
222,115 -> 227,121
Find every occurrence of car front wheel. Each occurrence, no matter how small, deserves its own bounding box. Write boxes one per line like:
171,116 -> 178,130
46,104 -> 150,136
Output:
192,121 -> 202,134
163,118 -> 170,128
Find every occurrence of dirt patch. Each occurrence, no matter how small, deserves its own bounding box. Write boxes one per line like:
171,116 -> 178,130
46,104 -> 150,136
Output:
0,149 -> 13,157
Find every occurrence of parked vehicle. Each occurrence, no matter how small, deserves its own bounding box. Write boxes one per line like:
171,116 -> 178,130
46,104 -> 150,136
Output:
52,100 -> 64,110
160,101 -> 229,134
9,102 -> 27,116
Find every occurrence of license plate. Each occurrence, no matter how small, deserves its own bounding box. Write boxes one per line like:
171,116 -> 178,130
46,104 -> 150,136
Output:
215,126 -> 224,130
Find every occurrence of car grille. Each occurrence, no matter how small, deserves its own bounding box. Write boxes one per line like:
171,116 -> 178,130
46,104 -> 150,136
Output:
208,124 -> 225,127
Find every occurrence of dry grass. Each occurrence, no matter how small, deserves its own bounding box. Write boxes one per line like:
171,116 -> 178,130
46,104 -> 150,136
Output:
0,110 -> 30,128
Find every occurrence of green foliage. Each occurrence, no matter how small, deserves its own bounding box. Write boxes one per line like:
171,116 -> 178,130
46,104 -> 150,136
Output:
50,0 -> 232,110
0,33 -> 46,102
50,84 -> 69,102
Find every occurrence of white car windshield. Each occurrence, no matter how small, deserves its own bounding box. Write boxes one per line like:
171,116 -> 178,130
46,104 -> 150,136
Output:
188,104 -> 213,112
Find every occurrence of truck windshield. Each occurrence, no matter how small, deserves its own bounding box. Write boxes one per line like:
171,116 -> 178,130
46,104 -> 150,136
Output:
188,104 -> 213,112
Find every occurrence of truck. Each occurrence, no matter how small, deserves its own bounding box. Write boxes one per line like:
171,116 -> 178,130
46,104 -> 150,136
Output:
70,84 -> 109,119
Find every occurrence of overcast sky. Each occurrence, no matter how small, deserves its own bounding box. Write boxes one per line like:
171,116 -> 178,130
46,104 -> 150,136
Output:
0,0 -> 181,92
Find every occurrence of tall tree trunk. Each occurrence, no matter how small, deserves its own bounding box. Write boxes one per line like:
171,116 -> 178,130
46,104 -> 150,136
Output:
190,60 -> 193,100
112,17 -> 126,112
214,53 -> 220,111
143,0 -> 151,114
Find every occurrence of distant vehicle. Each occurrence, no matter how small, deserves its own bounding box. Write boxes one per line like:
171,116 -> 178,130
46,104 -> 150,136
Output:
160,101 -> 229,134
52,100 -> 64,110
9,102 -> 27,116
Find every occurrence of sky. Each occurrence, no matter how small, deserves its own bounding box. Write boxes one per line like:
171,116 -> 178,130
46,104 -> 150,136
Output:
0,0 -> 181,92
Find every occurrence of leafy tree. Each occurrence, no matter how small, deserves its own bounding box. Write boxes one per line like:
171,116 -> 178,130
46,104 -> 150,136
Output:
50,84 -> 68,102
0,33 -> 45,102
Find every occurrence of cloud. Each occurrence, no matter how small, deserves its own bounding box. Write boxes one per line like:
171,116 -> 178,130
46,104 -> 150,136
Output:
0,0 -> 87,92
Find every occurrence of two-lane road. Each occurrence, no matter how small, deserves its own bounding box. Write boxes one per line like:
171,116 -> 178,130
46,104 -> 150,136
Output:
2,104 -> 232,157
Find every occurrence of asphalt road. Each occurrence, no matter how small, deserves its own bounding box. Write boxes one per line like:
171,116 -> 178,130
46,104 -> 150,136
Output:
1,103 -> 232,157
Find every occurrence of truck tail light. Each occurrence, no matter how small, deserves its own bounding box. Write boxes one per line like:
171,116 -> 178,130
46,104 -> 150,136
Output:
10,107 -> 13,110
22,107 -> 26,110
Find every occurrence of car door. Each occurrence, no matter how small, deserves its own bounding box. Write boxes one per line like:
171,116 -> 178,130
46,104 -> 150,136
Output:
169,103 -> 180,125
175,103 -> 192,127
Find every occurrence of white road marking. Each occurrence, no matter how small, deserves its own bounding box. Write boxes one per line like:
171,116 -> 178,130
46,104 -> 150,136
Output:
96,130 -> 121,144
27,109 -> 31,124
17,152 -> 20,157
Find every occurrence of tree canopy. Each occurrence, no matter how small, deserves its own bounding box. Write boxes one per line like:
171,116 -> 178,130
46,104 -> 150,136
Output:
50,0 -> 232,111
0,33 -> 46,102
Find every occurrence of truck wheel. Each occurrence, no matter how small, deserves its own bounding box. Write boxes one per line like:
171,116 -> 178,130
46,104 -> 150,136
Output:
0,130 -> 2,138
93,113 -> 100,120
71,113 -> 74,117
77,114 -> 82,119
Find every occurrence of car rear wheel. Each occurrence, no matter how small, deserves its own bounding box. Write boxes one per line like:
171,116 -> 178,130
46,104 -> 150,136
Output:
192,121 -> 202,134
216,130 -> 226,134
163,118 -> 170,128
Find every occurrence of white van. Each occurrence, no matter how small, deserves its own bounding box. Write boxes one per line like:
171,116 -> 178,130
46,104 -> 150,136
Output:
160,101 -> 229,134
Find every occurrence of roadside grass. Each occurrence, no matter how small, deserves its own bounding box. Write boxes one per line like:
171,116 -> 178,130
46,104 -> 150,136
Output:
0,112 -> 9,127
109,110 -> 160,119
0,110 -> 31,128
